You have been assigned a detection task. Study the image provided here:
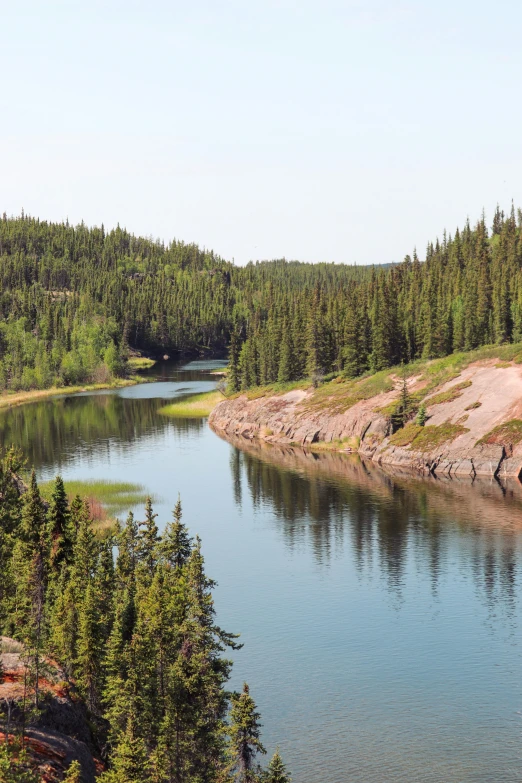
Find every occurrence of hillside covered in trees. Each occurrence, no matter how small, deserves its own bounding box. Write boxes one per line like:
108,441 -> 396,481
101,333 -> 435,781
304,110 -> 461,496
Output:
1,205 -> 522,393
0,449 -> 290,782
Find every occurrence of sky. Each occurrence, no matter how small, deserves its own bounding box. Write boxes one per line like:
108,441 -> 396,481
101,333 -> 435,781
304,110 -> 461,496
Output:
1,0 -> 522,265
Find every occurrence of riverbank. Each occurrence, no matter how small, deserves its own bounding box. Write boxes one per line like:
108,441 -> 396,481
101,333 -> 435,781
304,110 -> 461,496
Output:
209,344 -> 522,479
0,376 -> 146,410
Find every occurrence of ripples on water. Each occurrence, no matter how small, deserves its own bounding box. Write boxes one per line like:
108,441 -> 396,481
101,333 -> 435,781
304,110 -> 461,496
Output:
2,360 -> 522,782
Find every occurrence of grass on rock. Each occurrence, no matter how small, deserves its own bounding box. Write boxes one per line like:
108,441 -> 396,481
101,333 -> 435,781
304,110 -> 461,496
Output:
477,419 -> 522,447
409,422 -> 469,450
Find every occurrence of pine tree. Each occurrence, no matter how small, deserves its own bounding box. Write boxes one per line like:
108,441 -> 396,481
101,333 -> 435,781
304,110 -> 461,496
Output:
100,714 -> 151,783
277,322 -> 293,384
416,404 -> 427,426
63,760 -> 82,783
160,498 -> 192,570
20,471 -> 46,549
139,497 -> 159,576
305,287 -> 326,384
228,330 -> 242,393
76,580 -> 104,714
47,475 -> 72,574
265,749 -> 291,783
228,683 -> 266,783
116,512 -> 140,587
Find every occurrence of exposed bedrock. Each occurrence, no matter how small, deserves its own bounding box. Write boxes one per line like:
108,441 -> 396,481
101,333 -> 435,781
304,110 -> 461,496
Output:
209,361 -> 522,479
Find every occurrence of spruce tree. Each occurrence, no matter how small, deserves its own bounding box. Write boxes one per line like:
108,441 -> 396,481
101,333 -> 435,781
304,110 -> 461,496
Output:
139,497 -> 159,576
100,714 -> 151,783
228,683 -> 266,783
265,749 -> 291,783
47,475 -> 72,574
160,498 -> 192,570
228,330 -> 242,393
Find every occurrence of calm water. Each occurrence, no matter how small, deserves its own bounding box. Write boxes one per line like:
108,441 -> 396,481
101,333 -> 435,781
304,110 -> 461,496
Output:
3,360 -> 522,782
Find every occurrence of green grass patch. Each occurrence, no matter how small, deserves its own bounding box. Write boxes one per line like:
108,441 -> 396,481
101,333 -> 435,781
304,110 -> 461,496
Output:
304,369 -> 395,414
229,380 -> 310,401
159,390 -> 223,418
389,423 -> 423,447
476,419 -> 522,447
425,380 -> 472,406
309,435 -> 361,452
409,422 -> 469,451
128,357 -> 156,370
465,401 -> 481,411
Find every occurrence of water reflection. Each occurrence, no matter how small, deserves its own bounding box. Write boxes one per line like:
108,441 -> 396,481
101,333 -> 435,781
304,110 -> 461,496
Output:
225,434 -> 522,605
0,360 -> 225,472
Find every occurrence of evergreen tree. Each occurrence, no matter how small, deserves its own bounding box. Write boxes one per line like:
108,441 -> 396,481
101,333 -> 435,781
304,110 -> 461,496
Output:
228,684 -> 266,783
160,498 -> 192,570
100,714 -> 151,783
264,750 -> 291,783
139,497 -> 160,576
47,475 -> 72,573
228,330 -> 242,393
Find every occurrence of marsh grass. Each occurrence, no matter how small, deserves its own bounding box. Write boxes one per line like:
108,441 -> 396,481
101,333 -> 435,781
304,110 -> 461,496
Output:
39,479 -> 152,533
159,390 -> 224,418
128,357 -> 156,370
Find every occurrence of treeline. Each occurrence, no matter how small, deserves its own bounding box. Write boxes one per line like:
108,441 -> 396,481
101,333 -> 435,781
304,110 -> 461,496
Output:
0,449 -> 290,782
228,205 -> 522,389
3,206 -> 522,394
0,213 -> 370,392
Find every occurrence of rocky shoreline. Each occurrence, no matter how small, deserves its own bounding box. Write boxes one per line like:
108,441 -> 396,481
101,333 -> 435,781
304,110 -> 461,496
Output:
209,360 -> 522,479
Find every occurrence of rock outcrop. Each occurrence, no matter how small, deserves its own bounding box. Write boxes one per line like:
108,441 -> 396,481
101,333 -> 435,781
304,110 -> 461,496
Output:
0,637 -> 102,782
209,360 -> 522,479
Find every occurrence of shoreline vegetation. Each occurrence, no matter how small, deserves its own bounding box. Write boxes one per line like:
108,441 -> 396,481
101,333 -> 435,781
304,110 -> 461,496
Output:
0,374 -> 149,411
0,356 -> 157,410
159,389 -> 224,418
127,356 -> 156,370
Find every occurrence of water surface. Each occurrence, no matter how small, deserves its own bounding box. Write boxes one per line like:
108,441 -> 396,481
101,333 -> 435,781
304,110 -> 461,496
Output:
3,360 -> 522,782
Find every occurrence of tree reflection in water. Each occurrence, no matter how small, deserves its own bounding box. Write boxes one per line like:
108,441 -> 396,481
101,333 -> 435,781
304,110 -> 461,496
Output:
227,434 -> 521,610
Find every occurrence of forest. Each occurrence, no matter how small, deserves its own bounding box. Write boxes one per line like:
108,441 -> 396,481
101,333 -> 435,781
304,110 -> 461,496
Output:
0,448 -> 290,782
1,205 -> 522,393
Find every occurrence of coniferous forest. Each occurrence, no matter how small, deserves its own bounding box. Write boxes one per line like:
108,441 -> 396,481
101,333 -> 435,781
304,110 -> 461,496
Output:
0,449 -> 290,782
2,205 -> 522,393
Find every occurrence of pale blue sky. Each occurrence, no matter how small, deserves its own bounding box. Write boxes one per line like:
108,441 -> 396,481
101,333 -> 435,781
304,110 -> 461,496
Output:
1,0 -> 521,264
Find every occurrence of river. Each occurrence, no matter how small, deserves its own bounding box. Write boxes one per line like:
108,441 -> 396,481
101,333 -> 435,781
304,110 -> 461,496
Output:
3,359 -> 522,782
